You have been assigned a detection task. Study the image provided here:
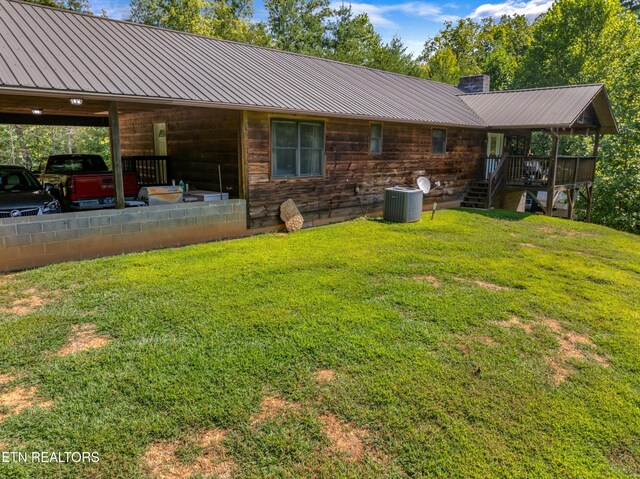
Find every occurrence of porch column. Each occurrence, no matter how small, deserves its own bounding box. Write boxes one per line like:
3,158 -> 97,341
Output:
546,129 -> 559,216
585,129 -> 600,222
109,101 -> 125,209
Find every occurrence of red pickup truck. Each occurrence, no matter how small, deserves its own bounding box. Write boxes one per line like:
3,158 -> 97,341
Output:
39,154 -> 139,211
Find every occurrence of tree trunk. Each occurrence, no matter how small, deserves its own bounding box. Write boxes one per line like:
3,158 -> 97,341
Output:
66,126 -> 73,154
9,125 -> 16,165
14,125 -> 32,170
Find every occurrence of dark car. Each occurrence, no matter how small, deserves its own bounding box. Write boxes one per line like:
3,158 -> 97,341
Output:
0,165 -> 61,218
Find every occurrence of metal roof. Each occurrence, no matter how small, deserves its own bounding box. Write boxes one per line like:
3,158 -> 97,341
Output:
459,84 -> 618,134
0,0 -> 618,133
0,0 -> 485,127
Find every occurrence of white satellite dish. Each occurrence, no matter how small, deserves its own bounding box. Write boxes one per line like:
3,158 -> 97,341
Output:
417,176 -> 431,194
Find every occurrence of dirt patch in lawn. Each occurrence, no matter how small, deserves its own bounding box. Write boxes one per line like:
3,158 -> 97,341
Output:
319,413 -> 368,462
473,280 -> 509,292
455,277 -> 509,292
1,289 -> 52,316
543,318 -> 609,385
143,428 -> 233,479
497,316 -> 609,384
520,243 -> 540,249
0,275 -> 15,287
412,275 -> 441,287
608,442 -> 640,476
0,373 -> 21,387
495,316 -> 534,334
250,396 -> 302,426
314,369 -> 336,384
57,323 -> 111,356
0,386 -> 52,422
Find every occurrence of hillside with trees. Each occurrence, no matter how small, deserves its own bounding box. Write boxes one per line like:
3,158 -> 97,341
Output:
0,0 -> 637,232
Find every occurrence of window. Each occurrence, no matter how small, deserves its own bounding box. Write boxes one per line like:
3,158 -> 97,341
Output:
432,128 -> 447,154
370,123 -> 382,154
271,120 -> 324,177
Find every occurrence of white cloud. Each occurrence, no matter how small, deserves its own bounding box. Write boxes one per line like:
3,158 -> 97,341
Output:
470,0 -> 553,21
332,2 -> 455,29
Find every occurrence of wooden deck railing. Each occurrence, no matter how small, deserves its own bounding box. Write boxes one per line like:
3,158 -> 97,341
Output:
122,156 -> 171,186
505,156 -> 551,186
483,155 -> 597,188
555,156 -> 596,185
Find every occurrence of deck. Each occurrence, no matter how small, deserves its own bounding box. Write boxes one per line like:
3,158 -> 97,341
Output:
485,155 -> 596,189
477,154 -> 598,219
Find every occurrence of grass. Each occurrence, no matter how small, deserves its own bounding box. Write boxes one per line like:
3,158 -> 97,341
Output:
0,209 -> 639,478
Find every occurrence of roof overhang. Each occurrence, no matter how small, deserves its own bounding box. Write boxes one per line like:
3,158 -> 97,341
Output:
459,84 -> 618,135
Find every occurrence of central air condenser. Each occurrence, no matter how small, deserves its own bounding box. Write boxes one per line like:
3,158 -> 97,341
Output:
383,187 -> 423,223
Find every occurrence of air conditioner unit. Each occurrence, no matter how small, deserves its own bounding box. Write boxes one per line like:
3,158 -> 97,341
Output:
383,187 -> 423,222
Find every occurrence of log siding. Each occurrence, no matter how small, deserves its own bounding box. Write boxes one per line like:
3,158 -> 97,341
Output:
120,107 -> 241,198
246,111 -> 484,228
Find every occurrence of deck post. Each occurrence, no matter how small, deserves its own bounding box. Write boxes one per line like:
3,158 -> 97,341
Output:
546,129 -> 559,216
584,129 -> 600,223
109,101 -> 125,209
585,185 -> 593,222
567,189 -> 575,220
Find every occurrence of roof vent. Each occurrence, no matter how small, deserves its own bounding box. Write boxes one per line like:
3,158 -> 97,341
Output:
458,74 -> 490,93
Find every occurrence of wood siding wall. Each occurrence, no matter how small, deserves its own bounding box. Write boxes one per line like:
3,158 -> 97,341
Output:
120,107 -> 241,197
245,111 -> 484,228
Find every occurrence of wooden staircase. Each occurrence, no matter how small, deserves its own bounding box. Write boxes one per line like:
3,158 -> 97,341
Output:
460,180 -> 489,208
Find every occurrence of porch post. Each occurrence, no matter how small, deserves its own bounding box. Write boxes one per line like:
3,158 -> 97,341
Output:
546,129 -> 559,216
109,101 -> 125,210
585,129 -> 600,223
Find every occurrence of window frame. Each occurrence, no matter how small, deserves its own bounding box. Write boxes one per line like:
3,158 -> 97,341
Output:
270,119 -> 325,179
369,123 -> 383,155
431,128 -> 447,155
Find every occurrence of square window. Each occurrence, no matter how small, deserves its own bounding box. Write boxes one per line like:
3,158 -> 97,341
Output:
271,120 -> 324,178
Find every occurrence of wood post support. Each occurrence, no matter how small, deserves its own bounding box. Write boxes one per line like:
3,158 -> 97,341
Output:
546,129 -> 559,216
109,102 -> 125,209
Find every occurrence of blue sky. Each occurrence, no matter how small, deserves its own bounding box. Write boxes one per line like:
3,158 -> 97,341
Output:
93,0 -> 553,57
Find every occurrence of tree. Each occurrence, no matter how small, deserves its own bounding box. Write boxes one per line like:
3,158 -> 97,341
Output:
129,0 -> 269,44
621,0 -> 640,16
515,0 -> 640,233
421,15 -> 532,89
265,0 -> 331,55
325,5 -> 382,67
371,36 -> 423,77
517,0 -> 639,87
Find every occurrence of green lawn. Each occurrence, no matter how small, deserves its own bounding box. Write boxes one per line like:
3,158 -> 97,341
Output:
1,209 -> 639,478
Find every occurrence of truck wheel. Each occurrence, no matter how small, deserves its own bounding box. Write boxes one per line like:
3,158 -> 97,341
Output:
51,190 -> 67,212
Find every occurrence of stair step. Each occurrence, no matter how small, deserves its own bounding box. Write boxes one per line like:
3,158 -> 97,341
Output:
464,194 -> 487,200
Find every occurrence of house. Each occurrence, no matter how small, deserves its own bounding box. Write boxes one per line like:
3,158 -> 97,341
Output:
0,0 -> 617,271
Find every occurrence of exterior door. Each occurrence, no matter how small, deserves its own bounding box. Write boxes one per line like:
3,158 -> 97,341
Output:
487,133 -> 504,158
485,133 -> 504,179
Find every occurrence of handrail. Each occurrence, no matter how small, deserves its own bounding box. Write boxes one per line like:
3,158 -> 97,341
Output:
482,155 -> 596,207
486,152 -> 509,208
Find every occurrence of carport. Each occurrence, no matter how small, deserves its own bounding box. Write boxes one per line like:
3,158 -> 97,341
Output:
0,90 -> 248,272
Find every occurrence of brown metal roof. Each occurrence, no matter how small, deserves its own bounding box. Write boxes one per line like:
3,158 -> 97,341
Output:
459,84 -> 618,134
0,0 -> 618,133
0,0 -> 485,127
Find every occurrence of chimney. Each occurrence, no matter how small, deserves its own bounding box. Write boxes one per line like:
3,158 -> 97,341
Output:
458,74 -> 490,93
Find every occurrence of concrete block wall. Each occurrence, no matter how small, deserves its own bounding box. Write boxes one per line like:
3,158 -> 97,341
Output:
0,200 -> 247,272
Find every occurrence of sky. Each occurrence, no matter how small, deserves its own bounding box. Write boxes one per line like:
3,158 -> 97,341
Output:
93,0 -> 554,57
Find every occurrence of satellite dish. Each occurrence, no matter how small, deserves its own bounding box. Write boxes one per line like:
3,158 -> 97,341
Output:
417,176 -> 431,194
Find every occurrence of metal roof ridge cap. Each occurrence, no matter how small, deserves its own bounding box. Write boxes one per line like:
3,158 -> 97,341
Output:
456,83 -> 605,97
